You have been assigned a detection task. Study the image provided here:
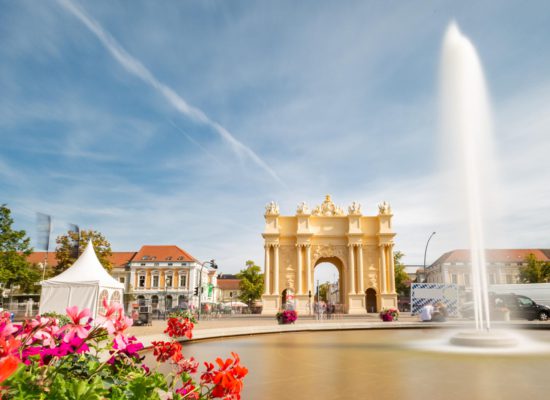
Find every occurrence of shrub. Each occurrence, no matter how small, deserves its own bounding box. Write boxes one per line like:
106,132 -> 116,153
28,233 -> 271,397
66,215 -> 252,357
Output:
0,299 -> 248,399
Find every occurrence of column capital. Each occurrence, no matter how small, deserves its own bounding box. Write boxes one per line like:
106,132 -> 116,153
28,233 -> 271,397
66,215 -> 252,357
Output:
296,243 -> 310,248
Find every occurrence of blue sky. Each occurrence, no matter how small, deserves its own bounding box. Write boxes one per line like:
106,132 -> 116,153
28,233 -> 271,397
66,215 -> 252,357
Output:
1,0 -> 550,278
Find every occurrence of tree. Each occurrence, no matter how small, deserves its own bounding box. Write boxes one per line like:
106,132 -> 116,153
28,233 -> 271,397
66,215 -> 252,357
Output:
236,260 -> 264,307
519,253 -> 550,283
318,282 -> 330,302
394,251 -> 411,297
0,204 -> 41,293
54,229 -> 113,275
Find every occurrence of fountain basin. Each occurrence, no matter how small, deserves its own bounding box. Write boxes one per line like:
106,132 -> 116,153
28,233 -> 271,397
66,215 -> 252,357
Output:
450,330 -> 519,348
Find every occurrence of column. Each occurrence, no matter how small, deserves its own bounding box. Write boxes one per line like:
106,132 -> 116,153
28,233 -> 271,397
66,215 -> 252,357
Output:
296,245 -> 303,294
273,244 -> 279,295
388,245 -> 396,293
379,245 -> 387,294
348,245 -> 356,294
264,245 -> 271,295
306,245 -> 312,294
357,245 -> 364,293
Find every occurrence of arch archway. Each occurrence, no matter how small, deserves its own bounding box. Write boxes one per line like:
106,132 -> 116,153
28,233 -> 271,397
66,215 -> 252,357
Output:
365,288 -> 377,313
261,195 -> 398,315
314,258 -> 344,305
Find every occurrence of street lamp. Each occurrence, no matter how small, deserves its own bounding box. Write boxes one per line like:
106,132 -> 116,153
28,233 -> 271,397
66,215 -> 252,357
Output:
423,232 -> 437,282
198,259 -> 217,320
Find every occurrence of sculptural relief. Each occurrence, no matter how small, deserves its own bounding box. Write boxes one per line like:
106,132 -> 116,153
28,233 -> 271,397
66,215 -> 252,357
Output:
265,201 -> 280,216
296,201 -> 311,215
312,195 -> 345,216
312,244 -> 345,261
348,201 -> 362,215
378,201 -> 391,215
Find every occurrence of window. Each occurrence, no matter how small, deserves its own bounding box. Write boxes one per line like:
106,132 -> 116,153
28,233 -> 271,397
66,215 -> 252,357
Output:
451,274 -> 458,284
138,275 -> 146,288
464,274 -> 470,286
154,262 -> 159,266
166,274 -> 173,288
152,275 -> 159,288
168,263 -> 173,266
166,256 -> 172,261
179,274 -> 187,288
517,296 -> 534,307
119,277 -> 125,284
110,291 -> 121,305
140,263 -> 146,266
98,290 -> 109,314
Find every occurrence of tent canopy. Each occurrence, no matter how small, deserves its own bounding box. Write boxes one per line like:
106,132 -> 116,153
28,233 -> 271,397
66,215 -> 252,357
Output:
42,240 -> 123,289
39,240 -> 123,318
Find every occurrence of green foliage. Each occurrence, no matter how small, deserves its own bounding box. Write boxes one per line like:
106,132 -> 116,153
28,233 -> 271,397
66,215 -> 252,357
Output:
54,229 -> 113,275
41,311 -> 72,326
236,260 -> 264,307
519,253 -> 550,283
318,282 -> 330,302
0,204 -> 41,293
394,251 -> 410,297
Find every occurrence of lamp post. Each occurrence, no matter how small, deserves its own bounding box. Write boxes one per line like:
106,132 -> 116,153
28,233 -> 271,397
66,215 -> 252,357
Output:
198,260 -> 217,321
423,232 -> 437,283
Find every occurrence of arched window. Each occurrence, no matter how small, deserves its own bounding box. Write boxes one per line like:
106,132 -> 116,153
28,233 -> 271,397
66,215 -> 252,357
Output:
110,290 -> 121,305
98,289 -> 109,314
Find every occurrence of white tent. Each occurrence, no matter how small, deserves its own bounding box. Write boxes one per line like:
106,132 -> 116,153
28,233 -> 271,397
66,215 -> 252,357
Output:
39,240 -> 124,319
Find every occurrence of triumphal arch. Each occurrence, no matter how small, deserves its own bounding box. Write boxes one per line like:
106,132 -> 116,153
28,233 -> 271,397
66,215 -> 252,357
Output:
261,195 -> 397,315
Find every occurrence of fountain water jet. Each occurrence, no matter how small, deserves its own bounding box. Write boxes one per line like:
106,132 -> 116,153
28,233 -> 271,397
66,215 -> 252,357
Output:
440,22 -> 517,347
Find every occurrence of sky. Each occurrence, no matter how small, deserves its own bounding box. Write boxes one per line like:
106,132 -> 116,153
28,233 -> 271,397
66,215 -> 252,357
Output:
1,0 -> 550,280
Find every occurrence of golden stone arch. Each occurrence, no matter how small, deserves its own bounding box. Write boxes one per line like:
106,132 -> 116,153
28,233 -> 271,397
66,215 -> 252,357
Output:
261,195 -> 398,315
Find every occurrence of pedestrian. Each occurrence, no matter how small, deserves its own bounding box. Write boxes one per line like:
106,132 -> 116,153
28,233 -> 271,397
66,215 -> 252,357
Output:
420,302 -> 434,322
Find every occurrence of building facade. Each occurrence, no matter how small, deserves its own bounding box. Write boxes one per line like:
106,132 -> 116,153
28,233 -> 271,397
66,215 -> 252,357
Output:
217,274 -> 241,303
425,249 -> 550,290
31,244 -> 218,313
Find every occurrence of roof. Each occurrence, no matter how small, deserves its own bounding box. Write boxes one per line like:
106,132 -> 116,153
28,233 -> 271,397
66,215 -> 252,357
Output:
28,251 -> 136,268
27,252 -> 57,266
218,274 -> 239,279
431,249 -> 550,266
133,245 -> 197,263
218,279 -> 241,290
42,241 -> 124,289
110,252 -> 136,268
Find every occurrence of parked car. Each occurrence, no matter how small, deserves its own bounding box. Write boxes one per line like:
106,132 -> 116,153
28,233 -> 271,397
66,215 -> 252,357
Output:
460,293 -> 550,321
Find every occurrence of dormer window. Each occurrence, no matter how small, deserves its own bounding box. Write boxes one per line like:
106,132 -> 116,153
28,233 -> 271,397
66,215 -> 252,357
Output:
142,256 -> 149,260
166,256 -> 172,261
177,256 -> 184,261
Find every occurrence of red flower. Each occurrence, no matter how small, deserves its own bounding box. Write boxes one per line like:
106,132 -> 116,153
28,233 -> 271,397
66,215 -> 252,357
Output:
151,340 -> 182,363
0,355 -> 19,383
0,337 -> 21,358
205,352 -> 248,399
164,317 -> 194,339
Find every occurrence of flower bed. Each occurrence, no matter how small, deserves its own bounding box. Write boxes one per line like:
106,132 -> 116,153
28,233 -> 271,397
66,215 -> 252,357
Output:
0,300 -> 247,399
276,310 -> 297,324
379,308 -> 399,322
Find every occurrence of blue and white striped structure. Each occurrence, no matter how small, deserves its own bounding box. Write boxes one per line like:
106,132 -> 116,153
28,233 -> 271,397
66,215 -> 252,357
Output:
411,283 -> 459,316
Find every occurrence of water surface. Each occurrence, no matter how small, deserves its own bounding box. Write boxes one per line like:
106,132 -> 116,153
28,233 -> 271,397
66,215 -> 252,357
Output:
150,329 -> 550,400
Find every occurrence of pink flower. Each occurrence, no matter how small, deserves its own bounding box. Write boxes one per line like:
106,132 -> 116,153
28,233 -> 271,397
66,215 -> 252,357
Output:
60,306 -> 91,343
96,298 -> 123,334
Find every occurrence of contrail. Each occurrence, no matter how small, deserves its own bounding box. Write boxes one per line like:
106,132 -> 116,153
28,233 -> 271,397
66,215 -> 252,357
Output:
57,0 -> 282,184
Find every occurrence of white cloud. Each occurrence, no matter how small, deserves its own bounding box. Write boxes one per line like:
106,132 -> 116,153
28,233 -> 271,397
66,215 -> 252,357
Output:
56,0 -> 282,185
